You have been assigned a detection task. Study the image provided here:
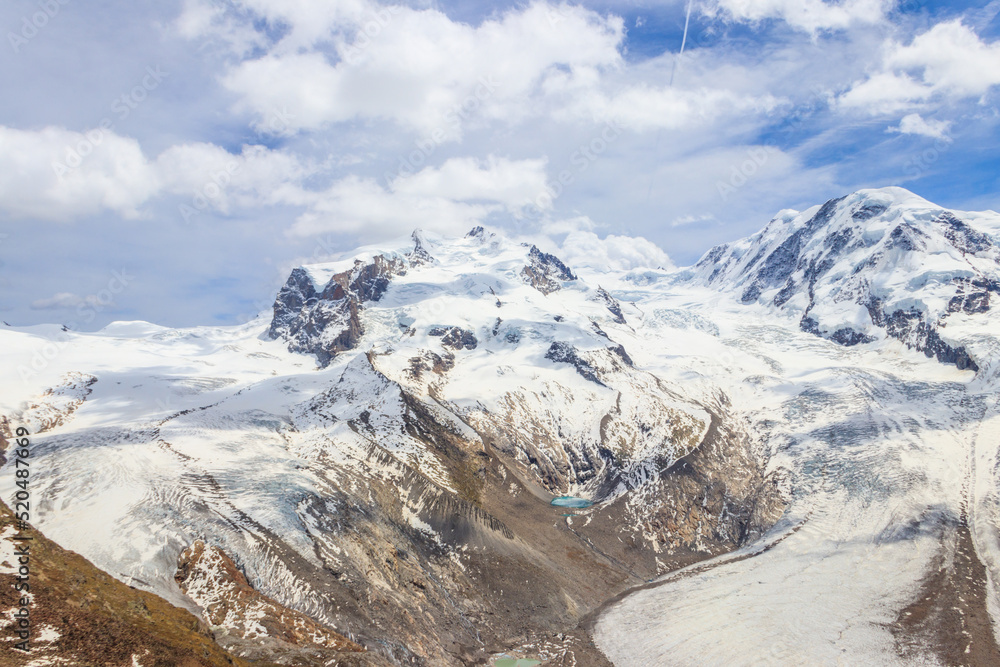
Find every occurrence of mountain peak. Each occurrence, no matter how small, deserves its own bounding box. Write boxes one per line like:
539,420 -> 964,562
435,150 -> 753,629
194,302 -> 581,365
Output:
692,188 -> 999,370
268,227 -> 592,367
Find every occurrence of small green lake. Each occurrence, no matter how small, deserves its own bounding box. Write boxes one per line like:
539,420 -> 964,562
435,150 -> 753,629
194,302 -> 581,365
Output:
494,659 -> 542,667
550,496 -> 593,509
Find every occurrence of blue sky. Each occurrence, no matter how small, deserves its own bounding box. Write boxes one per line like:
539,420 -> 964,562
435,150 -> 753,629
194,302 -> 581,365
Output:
1,0 -> 999,329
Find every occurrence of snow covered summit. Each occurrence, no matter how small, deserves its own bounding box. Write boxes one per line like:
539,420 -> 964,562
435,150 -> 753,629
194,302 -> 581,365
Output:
689,187 -> 1000,370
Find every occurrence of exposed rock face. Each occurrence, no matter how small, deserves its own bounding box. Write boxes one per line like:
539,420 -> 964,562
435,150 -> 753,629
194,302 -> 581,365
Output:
0,416 -> 10,466
175,541 -> 364,662
692,188 -> 999,371
0,501 -> 244,667
428,326 -> 478,350
15,372 -> 97,434
594,287 -> 627,324
521,245 -> 577,294
270,255 -> 406,366
867,298 -> 980,370
621,406 -> 785,562
545,341 -> 610,387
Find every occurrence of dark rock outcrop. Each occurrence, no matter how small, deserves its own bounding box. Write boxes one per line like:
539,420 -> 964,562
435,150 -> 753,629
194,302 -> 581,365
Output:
269,255 -> 406,366
428,326 -> 478,350
695,190 -> 999,372
595,287 -> 627,324
521,245 -> 577,295
545,342 -> 607,387
866,298 -> 980,371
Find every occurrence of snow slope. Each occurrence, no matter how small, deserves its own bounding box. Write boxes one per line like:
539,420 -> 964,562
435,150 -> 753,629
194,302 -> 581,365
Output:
0,228 -> 744,665
688,187 -> 1000,370
1,187 -> 999,665
593,190 -> 1000,666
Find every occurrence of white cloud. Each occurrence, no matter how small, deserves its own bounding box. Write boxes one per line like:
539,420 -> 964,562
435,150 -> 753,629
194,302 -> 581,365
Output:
31,292 -> 106,310
0,126 -> 159,221
840,20 -> 1000,113
156,142 -> 310,212
0,123 -> 551,239
180,0 -> 797,142
707,0 -> 891,33
0,125 -> 309,222
178,0 -> 377,53
888,113 -> 951,140
838,72 -> 932,114
563,84 -> 783,131
287,156 -> 552,238
220,2 -> 625,136
175,0 -> 266,57
888,20 -> 1000,96
287,176 -> 496,238
392,156 -> 550,209
234,0 -> 373,52
557,229 -> 675,273
670,213 -> 716,228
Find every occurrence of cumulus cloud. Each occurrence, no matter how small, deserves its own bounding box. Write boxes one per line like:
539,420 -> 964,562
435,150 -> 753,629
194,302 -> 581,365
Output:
0,125 -> 311,222
179,0 -> 377,53
840,20 -> 1000,113
563,84 -> 783,131
888,113 -> 951,140
707,0 -> 891,33
0,126 -> 159,221
219,2 -> 624,136
171,0 -> 803,148
287,156 -> 552,238
0,123 -> 552,239
558,229 -> 674,273
287,176 -> 496,238
392,156 -> 550,209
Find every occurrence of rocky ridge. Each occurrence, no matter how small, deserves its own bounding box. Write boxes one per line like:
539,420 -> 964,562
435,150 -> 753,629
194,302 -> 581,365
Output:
690,187 -> 999,370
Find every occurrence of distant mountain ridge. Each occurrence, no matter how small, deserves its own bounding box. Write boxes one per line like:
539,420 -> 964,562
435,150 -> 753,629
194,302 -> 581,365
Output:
688,187 -> 1000,370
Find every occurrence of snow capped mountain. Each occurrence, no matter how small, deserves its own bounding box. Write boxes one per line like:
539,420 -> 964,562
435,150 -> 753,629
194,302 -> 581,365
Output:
2,186 -> 999,666
0,226 -> 780,665
690,187 -> 1000,370
267,227 -> 714,499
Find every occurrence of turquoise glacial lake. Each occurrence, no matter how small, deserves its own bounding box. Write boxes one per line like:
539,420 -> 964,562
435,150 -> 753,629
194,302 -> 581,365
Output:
550,496 -> 593,509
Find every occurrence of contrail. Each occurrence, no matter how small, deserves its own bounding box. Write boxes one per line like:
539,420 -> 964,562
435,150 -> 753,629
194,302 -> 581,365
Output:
669,0 -> 694,87
648,0 -> 695,202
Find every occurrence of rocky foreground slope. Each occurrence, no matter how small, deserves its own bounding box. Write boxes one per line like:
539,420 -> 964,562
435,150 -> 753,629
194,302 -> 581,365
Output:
1,186 -> 999,665
0,499 -> 246,666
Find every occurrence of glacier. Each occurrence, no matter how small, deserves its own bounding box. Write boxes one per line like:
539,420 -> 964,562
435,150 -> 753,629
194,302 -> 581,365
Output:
1,187 -> 999,665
